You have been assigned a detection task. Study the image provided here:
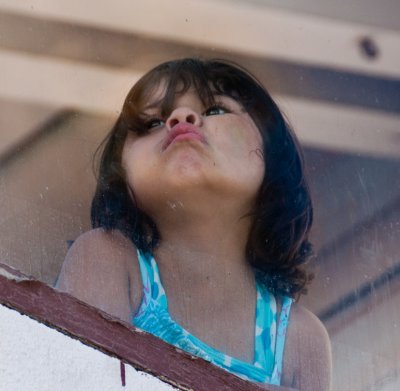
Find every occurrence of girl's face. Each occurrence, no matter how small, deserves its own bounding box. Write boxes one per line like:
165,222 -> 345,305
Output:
121,85 -> 265,215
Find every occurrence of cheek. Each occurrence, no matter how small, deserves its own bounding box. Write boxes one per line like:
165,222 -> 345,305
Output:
121,145 -> 158,210
227,126 -> 252,154
121,141 -> 146,187
222,120 -> 263,159
122,135 -> 156,169
229,122 -> 264,181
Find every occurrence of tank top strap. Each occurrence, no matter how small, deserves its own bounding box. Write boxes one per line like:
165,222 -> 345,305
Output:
134,250 -> 292,386
254,282 -> 277,374
136,249 -> 168,311
270,295 -> 293,385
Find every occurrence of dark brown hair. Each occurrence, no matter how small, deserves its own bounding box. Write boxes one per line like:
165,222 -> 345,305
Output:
91,58 -> 313,298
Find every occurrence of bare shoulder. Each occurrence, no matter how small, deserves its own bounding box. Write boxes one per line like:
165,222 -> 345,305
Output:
282,303 -> 332,391
56,228 -> 142,323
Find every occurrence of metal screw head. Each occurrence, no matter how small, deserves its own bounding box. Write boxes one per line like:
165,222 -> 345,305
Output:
359,36 -> 379,60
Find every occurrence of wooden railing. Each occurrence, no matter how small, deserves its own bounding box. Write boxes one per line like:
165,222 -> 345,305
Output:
0,263 -> 297,391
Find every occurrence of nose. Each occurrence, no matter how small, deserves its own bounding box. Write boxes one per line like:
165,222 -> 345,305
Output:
166,107 -> 202,130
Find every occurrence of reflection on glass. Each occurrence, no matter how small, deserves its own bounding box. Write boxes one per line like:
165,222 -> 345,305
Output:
1,4 -> 400,391
53,59 -> 331,389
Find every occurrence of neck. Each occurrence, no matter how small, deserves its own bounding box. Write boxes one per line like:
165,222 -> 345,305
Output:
151,199 -> 256,300
148,199 -> 258,361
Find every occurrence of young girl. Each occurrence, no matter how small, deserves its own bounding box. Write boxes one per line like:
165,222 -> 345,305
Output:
57,58 -> 331,389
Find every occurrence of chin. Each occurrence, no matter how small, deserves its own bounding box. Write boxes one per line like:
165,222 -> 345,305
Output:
164,158 -> 209,185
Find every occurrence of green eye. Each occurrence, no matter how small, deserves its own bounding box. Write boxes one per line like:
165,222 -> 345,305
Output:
146,118 -> 165,130
204,105 -> 228,116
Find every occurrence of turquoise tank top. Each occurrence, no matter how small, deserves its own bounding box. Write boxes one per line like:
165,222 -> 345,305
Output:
132,250 -> 292,385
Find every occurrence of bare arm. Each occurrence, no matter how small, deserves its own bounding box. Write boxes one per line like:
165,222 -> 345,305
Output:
56,228 -> 142,324
282,304 -> 332,391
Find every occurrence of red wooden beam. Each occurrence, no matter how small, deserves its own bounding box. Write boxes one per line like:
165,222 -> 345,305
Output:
0,263 -> 296,391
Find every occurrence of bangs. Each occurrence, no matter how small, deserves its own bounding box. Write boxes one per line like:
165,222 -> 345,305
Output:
160,59 -> 216,116
121,58 -> 264,134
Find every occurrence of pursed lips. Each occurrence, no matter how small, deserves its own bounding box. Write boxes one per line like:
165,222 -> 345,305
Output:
162,122 -> 206,150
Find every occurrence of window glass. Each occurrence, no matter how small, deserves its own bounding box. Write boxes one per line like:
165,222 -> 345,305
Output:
1,2 -> 399,390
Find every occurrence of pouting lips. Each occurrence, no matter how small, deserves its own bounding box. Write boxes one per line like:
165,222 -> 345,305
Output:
163,123 -> 205,150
